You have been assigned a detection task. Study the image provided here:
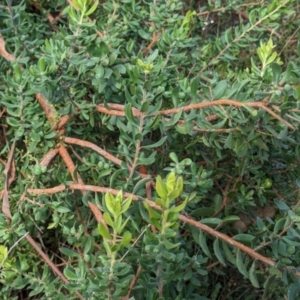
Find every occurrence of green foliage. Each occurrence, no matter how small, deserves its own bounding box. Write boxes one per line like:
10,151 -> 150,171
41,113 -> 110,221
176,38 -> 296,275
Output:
1,0 -> 300,299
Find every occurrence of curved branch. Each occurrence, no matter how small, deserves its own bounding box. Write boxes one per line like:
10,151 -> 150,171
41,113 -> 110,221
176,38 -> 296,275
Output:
63,137 -> 150,179
96,100 -> 294,129
27,183 -> 279,269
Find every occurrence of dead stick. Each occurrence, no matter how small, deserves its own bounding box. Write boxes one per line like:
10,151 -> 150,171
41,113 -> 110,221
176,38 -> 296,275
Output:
25,234 -> 85,300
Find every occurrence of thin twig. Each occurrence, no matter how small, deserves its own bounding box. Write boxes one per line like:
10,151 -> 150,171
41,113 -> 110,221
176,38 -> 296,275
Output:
25,234 -> 85,300
96,99 -> 294,129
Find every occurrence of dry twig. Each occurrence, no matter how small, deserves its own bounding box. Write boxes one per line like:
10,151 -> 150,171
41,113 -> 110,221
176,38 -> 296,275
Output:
28,183 -> 287,271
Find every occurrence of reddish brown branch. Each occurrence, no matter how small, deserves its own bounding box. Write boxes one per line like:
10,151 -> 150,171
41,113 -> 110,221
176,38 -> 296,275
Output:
27,183 -> 279,269
179,214 -> 275,267
63,137 -> 150,179
96,99 -> 294,129
35,94 -> 69,134
142,31 -> 160,56
63,136 -> 123,166
57,115 -> 72,130
58,145 -> 107,228
157,100 -> 294,129
25,234 -> 84,300
123,265 -> 142,300
63,137 -> 149,178
88,201 -> 108,229
58,145 -> 85,185
40,149 -> 59,166
36,93 -> 59,129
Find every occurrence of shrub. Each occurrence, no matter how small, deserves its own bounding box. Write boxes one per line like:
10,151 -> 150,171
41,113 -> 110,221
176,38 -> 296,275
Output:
0,0 -> 300,299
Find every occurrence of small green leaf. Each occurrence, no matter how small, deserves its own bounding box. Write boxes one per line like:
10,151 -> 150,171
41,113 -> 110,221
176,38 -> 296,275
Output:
103,240 -> 112,255
6,117 -> 19,127
133,177 -> 153,195
144,201 -> 161,219
274,199 -> 290,210
85,0 -> 98,16
164,110 -> 182,127
56,206 -> 70,213
95,65 -> 104,78
60,247 -> 79,258
38,57 -> 46,72
249,260 -> 259,288
266,51 -> 277,65
273,218 -> 288,235
199,230 -> 212,258
120,231 -> 132,248
99,41 -> 110,55
287,282 -> 300,300
222,215 -> 240,224
166,172 -> 176,193
104,68 -> 113,79
142,136 -> 168,149
125,103 -> 136,125
83,237 -> 92,255
271,63 -> 281,84
155,175 -> 167,199
13,64 -> 22,81
97,78 -> 107,93
118,216 -> 130,233
138,29 -> 151,40
72,0 -> 81,10
167,211 -> 179,222
163,239 -> 181,250
120,196 -> 132,214
213,80 -> 228,99
64,266 -> 79,280
98,223 -> 112,240
233,234 -> 255,244
103,212 -> 114,227
236,249 -> 248,278
0,245 -> 8,259
155,197 -> 164,208
175,176 -> 183,192
201,218 -> 222,227
105,192 -> 116,216
150,217 -> 162,230
44,131 -> 57,139
141,101 -> 149,113
190,76 -> 199,100
224,133 -> 233,149
262,275 -> 276,299
176,123 -> 192,135
222,241 -> 236,265
213,238 -> 226,266
169,198 -> 188,213
148,49 -> 159,62
167,188 -> 182,201
169,152 -> 178,163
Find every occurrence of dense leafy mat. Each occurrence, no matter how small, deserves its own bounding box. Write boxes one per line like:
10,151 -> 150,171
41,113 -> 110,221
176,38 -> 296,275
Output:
0,0 -> 300,299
